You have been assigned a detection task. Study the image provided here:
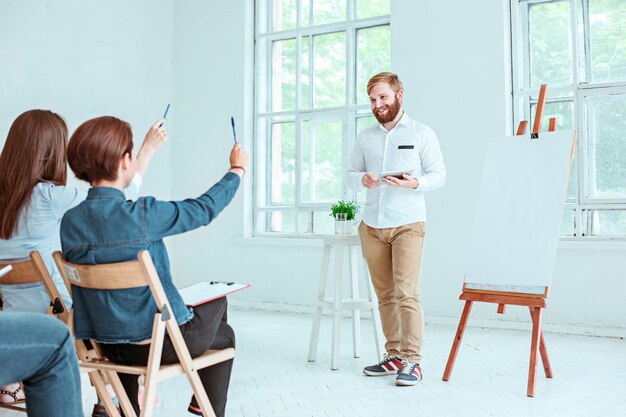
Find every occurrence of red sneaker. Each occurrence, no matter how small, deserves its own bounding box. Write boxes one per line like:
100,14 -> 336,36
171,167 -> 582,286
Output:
363,354 -> 404,376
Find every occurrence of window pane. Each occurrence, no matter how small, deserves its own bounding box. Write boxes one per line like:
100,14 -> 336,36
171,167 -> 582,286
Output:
298,211 -> 313,234
530,100 -> 575,130
299,0 -> 311,27
312,0 -> 346,25
585,95 -> 626,198
529,100 -> 577,201
560,209 -> 575,236
270,122 -> 296,204
314,32 -> 346,108
272,0 -> 297,31
272,39 -> 297,111
357,0 -> 391,19
300,36 -> 311,108
588,0 -> 626,83
313,211 -> 335,234
528,0 -> 572,88
590,210 -> 626,236
356,25 -> 391,105
356,115 -> 376,134
567,143 -> 577,201
268,211 -> 296,233
301,118 -> 343,203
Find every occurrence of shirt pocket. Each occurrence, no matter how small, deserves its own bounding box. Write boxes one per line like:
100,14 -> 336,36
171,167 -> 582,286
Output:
395,145 -> 420,169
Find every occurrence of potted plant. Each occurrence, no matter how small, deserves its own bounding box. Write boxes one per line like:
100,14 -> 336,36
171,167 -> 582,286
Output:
330,200 -> 359,235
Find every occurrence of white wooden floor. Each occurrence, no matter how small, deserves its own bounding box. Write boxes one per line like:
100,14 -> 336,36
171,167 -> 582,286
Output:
2,308 -> 625,417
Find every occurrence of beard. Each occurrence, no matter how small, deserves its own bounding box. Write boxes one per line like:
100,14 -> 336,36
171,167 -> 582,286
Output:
373,96 -> 402,124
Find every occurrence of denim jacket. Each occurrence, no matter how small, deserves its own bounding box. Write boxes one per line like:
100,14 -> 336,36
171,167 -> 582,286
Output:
60,173 -> 240,343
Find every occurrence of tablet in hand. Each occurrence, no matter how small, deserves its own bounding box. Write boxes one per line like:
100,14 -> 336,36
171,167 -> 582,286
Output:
379,170 -> 411,180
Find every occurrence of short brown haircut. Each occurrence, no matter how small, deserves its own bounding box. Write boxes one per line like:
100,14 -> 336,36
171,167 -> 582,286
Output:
67,116 -> 133,183
367,71 -> 403,95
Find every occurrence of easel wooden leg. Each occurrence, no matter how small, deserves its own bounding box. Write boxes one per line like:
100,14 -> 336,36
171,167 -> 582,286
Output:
530,306 -> 553,379
442,300 -> 473,381
527,307 -> 542,397
539,332 -> 553,378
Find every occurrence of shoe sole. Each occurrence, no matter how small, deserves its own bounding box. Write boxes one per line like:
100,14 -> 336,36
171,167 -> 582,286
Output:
363,369 -> 399,376
395,378 -> 420,386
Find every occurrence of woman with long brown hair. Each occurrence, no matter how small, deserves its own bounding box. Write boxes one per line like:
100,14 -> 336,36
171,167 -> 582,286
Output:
0,109 -> 166,408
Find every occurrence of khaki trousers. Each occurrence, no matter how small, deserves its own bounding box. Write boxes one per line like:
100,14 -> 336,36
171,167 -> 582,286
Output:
358,221 -> 425,363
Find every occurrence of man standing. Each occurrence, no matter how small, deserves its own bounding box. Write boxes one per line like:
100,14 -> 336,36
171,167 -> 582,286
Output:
345,72 -> 445,386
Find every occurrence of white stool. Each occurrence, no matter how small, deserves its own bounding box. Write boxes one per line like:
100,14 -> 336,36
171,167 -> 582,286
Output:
308,235 -> 382,370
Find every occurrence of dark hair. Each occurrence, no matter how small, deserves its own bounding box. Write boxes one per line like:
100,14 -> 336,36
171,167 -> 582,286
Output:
0,109 -> 68,239
67,116 -> 133,183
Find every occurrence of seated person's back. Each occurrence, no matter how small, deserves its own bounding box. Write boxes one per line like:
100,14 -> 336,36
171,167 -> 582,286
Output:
60,115 -> 249,417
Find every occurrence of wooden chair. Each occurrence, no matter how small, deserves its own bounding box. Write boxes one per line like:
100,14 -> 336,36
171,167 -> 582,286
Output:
52,250 -> 235,417
0,251 -> 126,417
0,252 -> 67,413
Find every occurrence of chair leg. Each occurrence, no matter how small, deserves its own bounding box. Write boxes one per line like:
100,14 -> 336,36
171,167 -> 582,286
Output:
443,300 -> 473,381
105,370 -> 137,417
349,246 -> 361,358
362,259 -> 382,359
89,371 -> 122,417
308,245 -> 331,362
331,246 -> 343,370
187,370 -> 216,417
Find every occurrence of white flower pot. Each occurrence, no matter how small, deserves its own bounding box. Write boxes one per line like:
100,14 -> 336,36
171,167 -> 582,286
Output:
334,213 -> 353,235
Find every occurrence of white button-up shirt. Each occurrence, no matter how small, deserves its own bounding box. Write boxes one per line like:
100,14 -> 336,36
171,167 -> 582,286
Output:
345,112 -> 445,228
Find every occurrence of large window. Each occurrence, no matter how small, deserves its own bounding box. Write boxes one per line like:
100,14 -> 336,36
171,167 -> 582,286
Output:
254,0 -> 391,235
512,0 -> 626,238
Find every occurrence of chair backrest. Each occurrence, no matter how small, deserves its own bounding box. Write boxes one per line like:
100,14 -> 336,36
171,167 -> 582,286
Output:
52,250 -> 229,417
52,250 -> 171,312
0,251 -> 68,322
0,253 -> 47,285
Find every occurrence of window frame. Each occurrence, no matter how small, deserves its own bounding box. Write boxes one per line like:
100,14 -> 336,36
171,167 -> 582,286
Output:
254,0 -> 390,236
511,0 -> 626,239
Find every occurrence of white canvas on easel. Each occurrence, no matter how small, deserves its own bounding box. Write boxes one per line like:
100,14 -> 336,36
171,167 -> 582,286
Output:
464,130 -> 576,295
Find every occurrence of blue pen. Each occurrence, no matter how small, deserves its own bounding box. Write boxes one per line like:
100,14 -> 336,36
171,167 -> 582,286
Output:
159,104 -> 170,127
230,116 -> 237,144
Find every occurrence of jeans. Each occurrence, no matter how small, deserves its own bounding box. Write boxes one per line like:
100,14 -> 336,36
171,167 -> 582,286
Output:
0,312 -> 82,417
359,221 -> 426,363
100,297 -> 235,417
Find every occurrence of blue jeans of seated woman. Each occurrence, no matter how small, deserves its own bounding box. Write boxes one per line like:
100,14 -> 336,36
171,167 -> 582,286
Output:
0,312 -> 82,417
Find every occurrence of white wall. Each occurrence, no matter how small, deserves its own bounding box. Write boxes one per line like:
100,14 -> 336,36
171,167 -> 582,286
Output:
391,0 -> 626,334
0,0 -> 174,198
2,0 -> 623,334
168,0 -> 325,309
167,0 -> 625,335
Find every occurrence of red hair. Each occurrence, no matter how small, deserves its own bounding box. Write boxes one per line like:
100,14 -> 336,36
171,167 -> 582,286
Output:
67,116 -> 133,183
367,72 -> 403,95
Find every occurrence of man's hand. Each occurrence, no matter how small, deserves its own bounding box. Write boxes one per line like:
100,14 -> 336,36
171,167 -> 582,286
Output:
381,173 -> 419,189
362,172 -> 380,189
